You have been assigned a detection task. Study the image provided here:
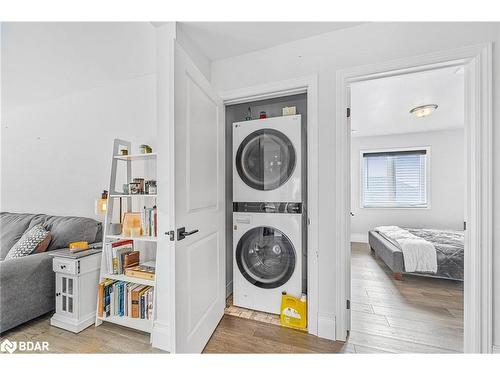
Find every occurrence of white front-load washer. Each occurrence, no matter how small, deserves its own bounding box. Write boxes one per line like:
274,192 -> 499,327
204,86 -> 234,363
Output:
233,115 -> 302,203
233,202 -> 302,314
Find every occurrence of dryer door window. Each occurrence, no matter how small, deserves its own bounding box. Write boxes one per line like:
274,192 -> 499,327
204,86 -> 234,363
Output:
236,226 -> 296,289
236,129 -> 296,191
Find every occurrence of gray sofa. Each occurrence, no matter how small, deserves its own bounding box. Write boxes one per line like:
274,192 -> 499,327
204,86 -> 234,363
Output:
0,212 -> 102,333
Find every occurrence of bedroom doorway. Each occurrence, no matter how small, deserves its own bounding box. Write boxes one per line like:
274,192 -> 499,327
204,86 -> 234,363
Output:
348,65 -> 466,353
335,44 -> 492,354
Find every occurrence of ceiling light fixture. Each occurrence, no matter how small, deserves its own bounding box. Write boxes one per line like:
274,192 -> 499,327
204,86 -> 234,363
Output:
410,104 -> 438,118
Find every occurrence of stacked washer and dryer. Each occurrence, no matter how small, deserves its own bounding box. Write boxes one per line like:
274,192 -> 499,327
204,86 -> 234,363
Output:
232,114 -> 304,314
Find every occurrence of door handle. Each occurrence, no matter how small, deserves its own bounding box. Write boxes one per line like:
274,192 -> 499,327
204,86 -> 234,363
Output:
177,227 -> 199,241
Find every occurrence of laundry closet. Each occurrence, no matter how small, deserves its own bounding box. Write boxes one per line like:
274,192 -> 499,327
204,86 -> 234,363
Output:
224,93 -> 308,322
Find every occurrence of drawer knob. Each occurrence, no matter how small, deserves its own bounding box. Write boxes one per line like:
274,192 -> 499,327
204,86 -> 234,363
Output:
60,265 -> 66,269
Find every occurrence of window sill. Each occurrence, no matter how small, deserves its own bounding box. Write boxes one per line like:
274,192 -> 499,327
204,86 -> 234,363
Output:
361,206 -> 431,210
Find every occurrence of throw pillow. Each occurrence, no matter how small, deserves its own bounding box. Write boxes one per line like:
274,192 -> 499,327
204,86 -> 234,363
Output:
5,224 -> 51,260
33,232 -> 52,254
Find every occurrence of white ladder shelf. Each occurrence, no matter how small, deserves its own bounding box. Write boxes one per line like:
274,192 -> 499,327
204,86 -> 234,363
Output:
95,139 -> 158,336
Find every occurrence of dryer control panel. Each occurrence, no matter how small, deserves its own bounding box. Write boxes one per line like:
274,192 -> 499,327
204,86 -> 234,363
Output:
233,202 -> 302,214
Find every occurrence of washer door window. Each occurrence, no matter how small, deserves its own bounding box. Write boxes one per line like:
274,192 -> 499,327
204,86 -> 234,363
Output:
236,129 -> 296,191
236,226 -> 296,289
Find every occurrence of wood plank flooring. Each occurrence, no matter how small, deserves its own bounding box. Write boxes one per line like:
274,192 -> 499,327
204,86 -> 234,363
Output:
203,314 -> 353,353
1,242 -> 463,354
0,314 -> 163,354
348,242 -> 463,353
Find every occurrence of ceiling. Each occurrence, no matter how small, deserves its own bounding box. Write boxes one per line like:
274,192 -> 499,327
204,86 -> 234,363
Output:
177,22 -> 363,61
351,65 -> 464,138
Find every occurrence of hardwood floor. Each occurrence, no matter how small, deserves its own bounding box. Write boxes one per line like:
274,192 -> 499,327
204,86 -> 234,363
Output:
0,314 -> 164,354
348,242 -> 464,353
1,243 -> 463,354
203,314 -> 352,353
1,311 -> 351,354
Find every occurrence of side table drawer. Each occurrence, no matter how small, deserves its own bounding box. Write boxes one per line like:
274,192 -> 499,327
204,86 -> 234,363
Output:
53,258 -> 77,275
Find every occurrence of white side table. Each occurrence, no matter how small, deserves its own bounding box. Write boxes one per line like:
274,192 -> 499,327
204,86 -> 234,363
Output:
50,248 -> 101,333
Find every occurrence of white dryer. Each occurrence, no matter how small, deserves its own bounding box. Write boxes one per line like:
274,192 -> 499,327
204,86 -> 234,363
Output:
233,115 -> 302,203
233,202 -> 302,314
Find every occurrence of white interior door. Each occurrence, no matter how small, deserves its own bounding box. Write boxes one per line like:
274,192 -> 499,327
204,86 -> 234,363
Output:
173,41 -> 225,353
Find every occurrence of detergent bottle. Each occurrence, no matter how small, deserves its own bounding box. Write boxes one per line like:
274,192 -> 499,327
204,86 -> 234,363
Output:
280,291 -> 307,331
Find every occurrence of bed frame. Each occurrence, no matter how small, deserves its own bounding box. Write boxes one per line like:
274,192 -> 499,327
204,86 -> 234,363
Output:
368,230 -> 406,280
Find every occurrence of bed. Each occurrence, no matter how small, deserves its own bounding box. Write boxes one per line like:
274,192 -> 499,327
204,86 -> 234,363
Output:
368,227 -> 464,281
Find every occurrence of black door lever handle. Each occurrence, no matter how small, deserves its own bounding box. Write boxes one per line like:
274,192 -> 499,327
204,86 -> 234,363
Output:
177,227 -> 199,241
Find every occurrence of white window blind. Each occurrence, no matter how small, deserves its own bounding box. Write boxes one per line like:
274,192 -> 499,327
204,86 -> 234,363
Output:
362,149 -> 428,208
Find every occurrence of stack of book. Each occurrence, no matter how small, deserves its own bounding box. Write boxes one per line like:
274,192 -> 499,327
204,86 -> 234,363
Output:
124,261 -> 156,281
97,280 -> 154,320
140,205 -> 157,237
103,240 -> 139,274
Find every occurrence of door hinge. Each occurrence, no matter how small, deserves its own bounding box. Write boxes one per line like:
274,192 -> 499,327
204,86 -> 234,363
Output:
167,230 -> 175,241
307,217 -> 311,225
463,221 -> 467,230
346,107 -> 351,118
347,299 -> 351,310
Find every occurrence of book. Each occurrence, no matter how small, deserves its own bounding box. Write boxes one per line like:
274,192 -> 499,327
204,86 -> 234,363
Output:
131,285 -> 149,318
124,263 -> 156,281
147,288 -> 154,320
127,283 -> 136,317
139,206 -> 157,238
102,279 -> 114,317
110,283 -> 115,316
119,282 -> 125,316
98,280 -> 154,320
113,248 -> 133,274
139,287 -> 150,319
153,206 -> 157,237
97,282 -> 104,317
123,251 -> 140,269
104,240 -> 134,274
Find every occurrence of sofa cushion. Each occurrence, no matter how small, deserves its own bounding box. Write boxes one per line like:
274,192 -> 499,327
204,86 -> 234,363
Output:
5,224 -> 51,260
39,215 -> 101,250
0,212 -> 38,260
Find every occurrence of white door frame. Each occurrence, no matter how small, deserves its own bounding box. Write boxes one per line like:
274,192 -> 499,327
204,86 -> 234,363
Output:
335,43 -> 493,353
220,75 -> 320,336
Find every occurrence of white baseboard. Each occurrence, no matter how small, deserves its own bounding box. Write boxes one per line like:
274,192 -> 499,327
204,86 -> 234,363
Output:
226,280 -> 233,298
351,233 -> 368,243
317,313 -> 336,341
493,345 -> 500,354
50,312 -> 95,333
152,320 -> 171,352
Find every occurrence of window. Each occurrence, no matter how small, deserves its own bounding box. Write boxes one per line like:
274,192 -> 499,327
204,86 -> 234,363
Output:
361,148 -> 429,208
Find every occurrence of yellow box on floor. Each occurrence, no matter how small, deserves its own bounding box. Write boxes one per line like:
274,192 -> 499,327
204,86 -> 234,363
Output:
280,293 -> 307,331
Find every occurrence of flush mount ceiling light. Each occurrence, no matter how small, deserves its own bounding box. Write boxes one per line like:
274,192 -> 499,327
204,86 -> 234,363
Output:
410,104 -> 438,118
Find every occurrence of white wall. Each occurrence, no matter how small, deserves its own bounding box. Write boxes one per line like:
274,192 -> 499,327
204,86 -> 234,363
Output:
1,22 -> 157,219
211,22 -> 500,345
350,129 -> 465,242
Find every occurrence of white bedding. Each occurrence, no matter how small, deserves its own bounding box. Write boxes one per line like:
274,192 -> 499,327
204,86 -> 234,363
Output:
374,225 -> 438,273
